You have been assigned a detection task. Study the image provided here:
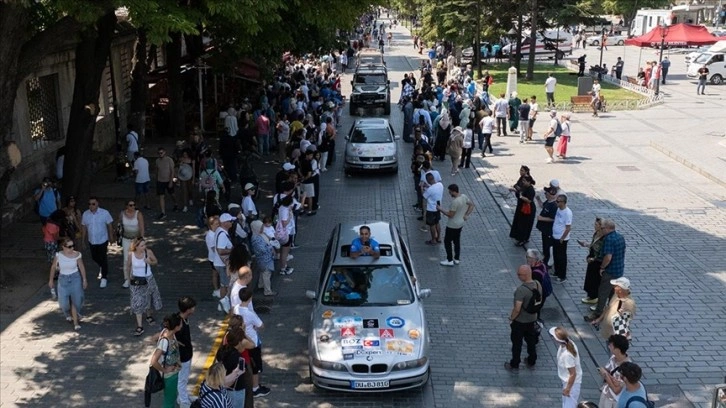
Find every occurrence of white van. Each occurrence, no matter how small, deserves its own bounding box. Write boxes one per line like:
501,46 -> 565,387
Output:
501,30 -> 573,60
687,41 -> 726,84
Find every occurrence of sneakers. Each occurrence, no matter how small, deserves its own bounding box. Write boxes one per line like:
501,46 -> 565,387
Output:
546,158 -> 553,163
453,259 -> 460,265
439,260 -> 455,267
419,226 -> 428,232
284,267 -> 294,275
182,206 -> 188,213
157,213 -> 167,220
100,278 -> 108,288
74,324 -> 81,331
134,326 -> 144,336
590,305 -> 597,311
286,254 -> 294,261
553,277 -> 566,284
212,289 -> 221,298
253,386 -> 271,397
122,279 -> 130,289
581,297 -> 598,304
50,288 -> 57,300
503,362 -> 519,372
219,297 -> 231,314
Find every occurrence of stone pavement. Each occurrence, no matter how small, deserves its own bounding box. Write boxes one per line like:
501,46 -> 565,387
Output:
2,17 -> 725,408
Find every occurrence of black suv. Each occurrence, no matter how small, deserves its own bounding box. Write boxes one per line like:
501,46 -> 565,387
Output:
350,64 -> 391,115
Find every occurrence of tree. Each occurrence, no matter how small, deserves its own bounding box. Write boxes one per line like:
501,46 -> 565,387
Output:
601,0 -> 671,26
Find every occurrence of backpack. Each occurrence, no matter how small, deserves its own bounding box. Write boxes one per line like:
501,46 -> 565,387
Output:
522,281 -> 544,314
554,120 -> 563,137
531,266 -> 553,298
229,219 -> 248,247
624,393 -> 655,408
199,170 -> 216,193
274,218 -> 289,245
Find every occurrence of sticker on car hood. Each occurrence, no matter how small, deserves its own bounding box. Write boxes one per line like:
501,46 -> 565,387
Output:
333,316 -> 363,328
349,144 -> 395,157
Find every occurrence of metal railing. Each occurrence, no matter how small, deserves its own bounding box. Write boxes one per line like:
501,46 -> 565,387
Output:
564,63 -> 665,110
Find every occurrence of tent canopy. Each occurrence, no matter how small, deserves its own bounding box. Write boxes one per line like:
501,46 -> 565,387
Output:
624,23 -> 719,47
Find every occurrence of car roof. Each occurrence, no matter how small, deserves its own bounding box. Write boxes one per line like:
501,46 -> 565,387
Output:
332,221 -> 401,266
353,118 -> 390,128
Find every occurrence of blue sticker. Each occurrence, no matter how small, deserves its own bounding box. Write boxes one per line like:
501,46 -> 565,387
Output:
343,353 -> 355,360
386,316 -> 405,328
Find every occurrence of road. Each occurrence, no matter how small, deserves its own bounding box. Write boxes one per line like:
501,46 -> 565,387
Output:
1,18 -> 725,408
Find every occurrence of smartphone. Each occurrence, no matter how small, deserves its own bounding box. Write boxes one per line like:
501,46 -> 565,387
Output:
238,358 -> 246,371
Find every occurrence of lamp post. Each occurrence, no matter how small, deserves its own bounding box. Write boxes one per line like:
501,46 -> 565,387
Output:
507,27 -> 518,66
655,22 -> 668,96
598,27 -> 606,67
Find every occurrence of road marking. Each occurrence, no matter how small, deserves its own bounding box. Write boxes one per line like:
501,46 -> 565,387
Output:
193,315 -> 229,395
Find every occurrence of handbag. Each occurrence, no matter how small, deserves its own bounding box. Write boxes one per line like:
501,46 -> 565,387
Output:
611,307 -> 632,339
144,365 -> 164,394
521,202 -> 532,215
131,251 -> 150,286
115,222 -> 124,246
274,218 -> 290,245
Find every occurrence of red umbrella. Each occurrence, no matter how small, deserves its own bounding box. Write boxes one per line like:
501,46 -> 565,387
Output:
624,23 -> 719,47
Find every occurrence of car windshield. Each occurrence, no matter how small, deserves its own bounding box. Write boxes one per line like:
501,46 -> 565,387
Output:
694,53 -> 711,64
322,265 -> 414,306
355,74 -> 386,85
350,127 -> 392,143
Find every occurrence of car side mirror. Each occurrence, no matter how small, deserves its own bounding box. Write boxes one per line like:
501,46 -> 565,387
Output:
345,135 -> 350,140
387,80 -> 390,84
418,289 -> 431,299
305,290 -> 317,300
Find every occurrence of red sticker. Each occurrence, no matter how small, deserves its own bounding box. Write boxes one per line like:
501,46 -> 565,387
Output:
379,329 -> 394,338
341,327 -> 356,337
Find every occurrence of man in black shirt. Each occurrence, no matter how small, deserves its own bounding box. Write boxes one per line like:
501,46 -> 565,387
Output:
535,187 -> 558,267
176,296 -> 197,408
697,64 -> 709,95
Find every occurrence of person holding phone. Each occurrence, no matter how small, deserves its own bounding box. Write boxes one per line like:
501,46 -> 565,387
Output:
349,225 -> 381,259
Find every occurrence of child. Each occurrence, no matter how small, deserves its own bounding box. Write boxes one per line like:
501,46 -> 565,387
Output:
262,216 -> 282,260
233,287 -> 271,397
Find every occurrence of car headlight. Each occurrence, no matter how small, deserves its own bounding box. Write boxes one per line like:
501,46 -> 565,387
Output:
346,155 -> 359,163
391,357 -> 428,371
383,156 -> 396,161
312,358 -> 347,371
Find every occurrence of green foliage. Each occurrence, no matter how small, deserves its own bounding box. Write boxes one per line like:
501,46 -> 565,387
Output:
601,0 -> 671,23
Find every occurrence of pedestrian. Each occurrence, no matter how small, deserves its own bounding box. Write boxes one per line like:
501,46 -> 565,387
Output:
551,194 -> 572,283
542,110 -> 560,163
299,149 -> 316,215
556,113 -> 572,159
126,237 -> 162,336
197,362 -> 234,407
233,287 -> 272,398
250,220 -> 279,297
527,95 -> 538,141
156,147 -> 178,219
241,183 -> 258,221
614,57 -> 624,81
176,296 -> 197,408
275,193 -> 295,275
493,93 -> 508,136
42,210 -> 63,264
509,175 -> 536,246
199,158 -> 226,199
479,109 -> 495,156
577,217 -> 604,305
616,362 -> 651,408
549,326 -> 583,408
459,121 -> 473,168
33,177 -> 61,225
697,64 -> 709,95
133,152 -> 151,210
437,184 -> 475,266
177,149 -> 195,212
590,79 -> 601,117
215,325 -> 252,407
587,277 -> 636,341
518,97 -> 531,144
119,200 -> 145,288
205,216 -> 221,299
422,172 -> 444,245
276,113 -> 290,164
48,237 -> 87,330
81,197 -> 114,288
535,186 -> 558,267
433,114 -> 450,161
149,314 -> 183,408
505,265 -> 541,371
598,334 -> 631,408
508,92 -> 521,134
214,213 -> 235,313
126,124 -> 140,163
545,73 -> 557,108
526,248 -> 552,322
61,196 -> 82,240
446,126 -> 464,176
256,110 -> 271,156
586,218 -> 626,320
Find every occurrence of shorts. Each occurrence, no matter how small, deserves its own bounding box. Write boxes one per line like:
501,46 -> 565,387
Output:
135,181 -> 150,195
425,210 -> 440,226
301,182 -> 315,197
208,260 -> 215,270
529,118 -> 536,127
215,265 -> 230,287
156,181 -> 174,196
545,137 -> 556,147
280,234 -> 291,247
249,346 -> 263,374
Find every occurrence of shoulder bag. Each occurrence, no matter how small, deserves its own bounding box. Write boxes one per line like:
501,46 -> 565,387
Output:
130,250 -> 149,286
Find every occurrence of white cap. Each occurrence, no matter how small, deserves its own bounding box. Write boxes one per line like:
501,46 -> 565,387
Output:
282,163 -> 296,171
550,179 -> 560,188
244,183 -> 256,191
227,203 -> 240,211
219,213 -> 235,223
610,277 -> 631,290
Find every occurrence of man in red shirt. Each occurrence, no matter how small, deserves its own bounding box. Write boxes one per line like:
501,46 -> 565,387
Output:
255,112 -> 271,156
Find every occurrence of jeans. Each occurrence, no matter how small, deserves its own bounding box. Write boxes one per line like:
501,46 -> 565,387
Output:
57,272 -> 84,318
477,130 -> 484,150
482,133 -> 493,153
697,78 -> 706,94
229,388 -> 246,408
593,271 -> 616,316
89,241 -> 109,279
443,227 -> 462,261
257,134 -> 270,155
496,117 -> 507,136
163,373 -> 179,408
177,360 -> 192,405
519,121 -> 529,142
546,92 -> 555,106
509,320 -> 538,367
552,239 -> 569,279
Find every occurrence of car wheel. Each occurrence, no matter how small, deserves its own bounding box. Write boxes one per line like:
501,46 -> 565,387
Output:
710,74 -> 723,85
556,50 -> 565,60
591,40 -> 599,46
616,40 -> 624,46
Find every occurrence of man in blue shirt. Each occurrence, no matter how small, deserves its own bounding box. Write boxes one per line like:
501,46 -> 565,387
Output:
591,218 -> 626,319
350,225 -> 380,259
617,362 -> 649,408
33,177 -> 61,224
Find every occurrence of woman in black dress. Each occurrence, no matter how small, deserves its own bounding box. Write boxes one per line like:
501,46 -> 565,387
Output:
509,175 -> 536,246
577,217 -> 604,304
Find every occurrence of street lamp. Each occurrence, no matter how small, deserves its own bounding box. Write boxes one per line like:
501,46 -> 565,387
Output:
507,27 -> 518,66
598,27 -> 606,67
655,22 -> 669,96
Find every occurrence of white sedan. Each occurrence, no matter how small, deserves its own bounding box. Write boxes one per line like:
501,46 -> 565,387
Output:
586,34 -> 626,46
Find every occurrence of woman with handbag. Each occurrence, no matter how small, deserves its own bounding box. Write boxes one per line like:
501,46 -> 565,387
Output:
127,237 -> 162,336
509,175 -> 536,246
119,200 -> 145,288
48,238 -> 87,330
588,277 -> 636,342
577,217 -> 604,304
149,314 -> 183,408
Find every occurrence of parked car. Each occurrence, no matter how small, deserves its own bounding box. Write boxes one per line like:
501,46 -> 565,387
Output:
586,34 -> 627,46
685,45 -> 714,65
461,42 -> 492,59
344,118 -> 399,174
306,221 -> 432,392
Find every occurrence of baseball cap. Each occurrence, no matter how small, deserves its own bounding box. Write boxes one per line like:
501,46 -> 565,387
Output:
227,203 -> 240,211
610,277 -> 631,290
219,213 -> 235,223
244,183 -> 256,191
282,163 -> 296,171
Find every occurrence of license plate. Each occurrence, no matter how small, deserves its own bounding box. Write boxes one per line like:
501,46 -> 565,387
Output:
351,380 -> 389,389
363,164 -> 379,169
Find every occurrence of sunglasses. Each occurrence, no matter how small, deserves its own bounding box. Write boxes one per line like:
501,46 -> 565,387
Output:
88,202 -> 98,206
65,244 -> 75,248
127,203 -> 136,207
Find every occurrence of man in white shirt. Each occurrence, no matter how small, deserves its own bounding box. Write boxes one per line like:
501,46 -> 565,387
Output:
132,152 -> 150,209
126,125 -> 140,162
479,110 -> 495,156
551,194 -> 572,283
544,73 -> 557,108
422,173 -> 444,245
214,213 -> 235,312
528,95 -> 539,141
590,79 -> 602,117
493,94 -> 509,136
81,197 -> 114,288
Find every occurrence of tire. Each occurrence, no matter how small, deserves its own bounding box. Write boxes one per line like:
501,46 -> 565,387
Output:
591,40 -> 599,46
616,40 -> 624,46
710,74 -> 723,85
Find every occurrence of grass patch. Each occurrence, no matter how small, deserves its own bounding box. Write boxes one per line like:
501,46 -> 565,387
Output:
473,63 -> 642,101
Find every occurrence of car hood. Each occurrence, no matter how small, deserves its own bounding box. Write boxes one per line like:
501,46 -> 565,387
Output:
311,305 -> 426,363
347,143 -> 396,157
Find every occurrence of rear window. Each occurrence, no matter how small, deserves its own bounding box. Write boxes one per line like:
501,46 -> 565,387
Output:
355,74 -> 386,84
322,265 -> 413,306
350,127 -> 392,143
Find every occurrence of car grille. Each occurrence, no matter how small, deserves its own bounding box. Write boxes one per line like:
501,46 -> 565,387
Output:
351,364 -> 388,373
359,157 -> 384,162
358,93 -> 380,101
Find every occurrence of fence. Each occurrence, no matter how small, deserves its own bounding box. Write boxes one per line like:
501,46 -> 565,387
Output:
564,63 -> 665,111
